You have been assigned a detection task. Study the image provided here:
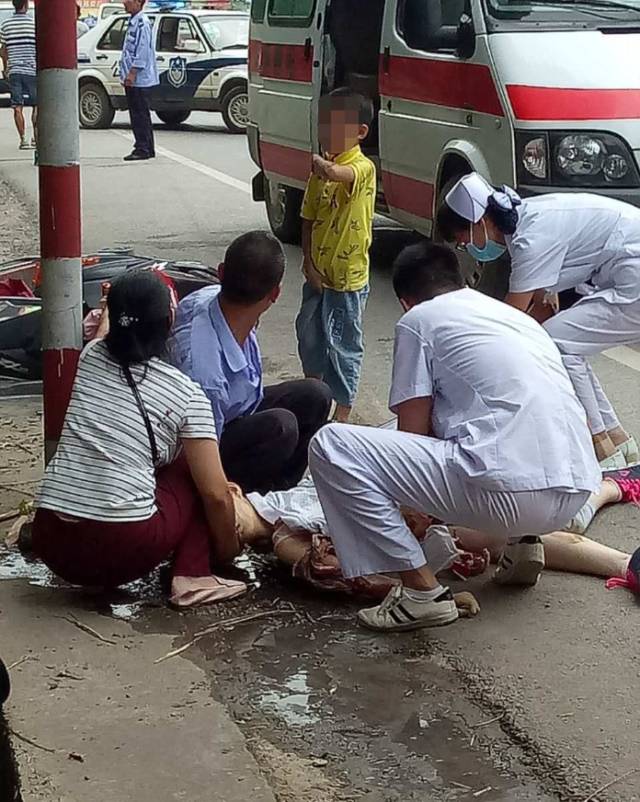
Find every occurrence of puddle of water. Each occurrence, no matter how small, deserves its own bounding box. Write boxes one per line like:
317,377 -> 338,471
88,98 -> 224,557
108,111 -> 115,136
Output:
0,549 -> 57,587
208,617 -> 558,802
258,670 -> 321,727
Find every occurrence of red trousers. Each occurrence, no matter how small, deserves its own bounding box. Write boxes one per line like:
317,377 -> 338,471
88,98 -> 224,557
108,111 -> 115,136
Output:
33,457 -> 213,588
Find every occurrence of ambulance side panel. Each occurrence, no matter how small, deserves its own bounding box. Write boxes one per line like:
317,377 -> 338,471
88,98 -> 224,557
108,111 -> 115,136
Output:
378,0 -> 514,235
252,0 -> 324,190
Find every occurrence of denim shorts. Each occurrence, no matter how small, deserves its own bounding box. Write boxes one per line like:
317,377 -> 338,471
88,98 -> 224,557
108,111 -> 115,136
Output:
295,282 -> 369,407
9,73 -> 37,108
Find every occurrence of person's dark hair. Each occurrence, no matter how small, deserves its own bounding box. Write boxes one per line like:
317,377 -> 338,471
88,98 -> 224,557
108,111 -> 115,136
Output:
221,231 -> 285,306
392,241 -> 464,304
436,202 -> 470,243
105,269 -> 172,366
322,87 -> 374,127
13,0 -> 27,11
437,185 -> 519,243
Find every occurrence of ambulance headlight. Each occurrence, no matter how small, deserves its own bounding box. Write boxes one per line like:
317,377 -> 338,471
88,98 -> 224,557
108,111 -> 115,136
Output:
521,137 -> 547,180
552,132 -> 637,186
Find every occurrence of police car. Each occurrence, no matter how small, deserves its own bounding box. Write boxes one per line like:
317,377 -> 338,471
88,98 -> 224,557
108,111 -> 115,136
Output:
77,7 -> 249,133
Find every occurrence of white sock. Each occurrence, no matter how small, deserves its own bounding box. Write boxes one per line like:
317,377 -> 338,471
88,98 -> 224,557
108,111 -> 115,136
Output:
403,584 -> 445,602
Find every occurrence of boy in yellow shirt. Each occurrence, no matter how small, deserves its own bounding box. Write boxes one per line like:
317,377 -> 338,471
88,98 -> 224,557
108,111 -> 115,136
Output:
295,88 -> 376,422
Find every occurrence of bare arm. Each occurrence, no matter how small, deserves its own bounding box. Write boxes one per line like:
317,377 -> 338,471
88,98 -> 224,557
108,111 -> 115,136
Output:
504,290 -> 535,313
312,154 -> 355,185
0,44 -> 8,75
181,438 -> 241,565
396,396 -> 433,437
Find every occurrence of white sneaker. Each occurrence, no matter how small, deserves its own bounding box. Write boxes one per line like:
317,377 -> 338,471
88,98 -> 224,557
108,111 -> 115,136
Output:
618,436 -> 639,467
494,536 -> 545,586
357,585 -> 459,632
564,500 -> 596,535
599,451 -> 626,471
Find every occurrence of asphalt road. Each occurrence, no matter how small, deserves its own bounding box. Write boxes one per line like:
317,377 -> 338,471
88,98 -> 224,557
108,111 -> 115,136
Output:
1,109 -> 639,801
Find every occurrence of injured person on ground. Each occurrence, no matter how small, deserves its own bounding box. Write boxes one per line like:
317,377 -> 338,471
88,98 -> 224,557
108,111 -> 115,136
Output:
230,474 -> 640,616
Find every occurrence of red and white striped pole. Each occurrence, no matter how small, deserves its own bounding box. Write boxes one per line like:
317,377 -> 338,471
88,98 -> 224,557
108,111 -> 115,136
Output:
35,0 -> 83,462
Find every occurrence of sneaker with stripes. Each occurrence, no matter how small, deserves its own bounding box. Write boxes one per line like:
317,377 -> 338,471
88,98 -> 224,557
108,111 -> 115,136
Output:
357,584 -> 459,632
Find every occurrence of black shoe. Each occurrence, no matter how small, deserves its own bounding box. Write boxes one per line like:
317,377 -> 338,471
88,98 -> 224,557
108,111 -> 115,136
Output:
123,151 -> 152,162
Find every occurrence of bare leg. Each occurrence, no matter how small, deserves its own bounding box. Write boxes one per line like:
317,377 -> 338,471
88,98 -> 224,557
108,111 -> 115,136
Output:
31,107 -> 37,144
453,526 -> 630,579
540,531 -> 629,577
399,564 -> 439,591
13,107 -> 25,141
593,430 -> 618,461
333,403 -> 352,423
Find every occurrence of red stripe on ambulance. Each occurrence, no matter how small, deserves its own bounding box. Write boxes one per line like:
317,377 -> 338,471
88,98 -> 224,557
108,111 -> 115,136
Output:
260,141 -> 312,183
382,171 -> 435,221
507,85 -> 640,121
380,56 -> 504,117
248,38 -> 261,75
260,42 -> 312,83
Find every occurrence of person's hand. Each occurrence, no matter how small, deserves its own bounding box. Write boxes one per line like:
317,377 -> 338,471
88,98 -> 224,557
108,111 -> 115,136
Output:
312,154 -> 332,180
124,69 -> 136,87
302,258 -> 324,293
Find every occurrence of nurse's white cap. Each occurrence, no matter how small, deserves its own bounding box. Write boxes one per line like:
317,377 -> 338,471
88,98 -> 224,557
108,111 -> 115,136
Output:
445,172 -> 493,223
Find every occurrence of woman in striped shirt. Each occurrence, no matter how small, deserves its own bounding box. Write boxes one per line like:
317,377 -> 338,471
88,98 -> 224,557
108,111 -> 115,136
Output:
33,270 -> 247,607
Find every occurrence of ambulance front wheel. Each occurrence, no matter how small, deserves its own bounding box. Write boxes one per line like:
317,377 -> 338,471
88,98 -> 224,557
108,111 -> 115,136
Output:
265,179 -> 303,245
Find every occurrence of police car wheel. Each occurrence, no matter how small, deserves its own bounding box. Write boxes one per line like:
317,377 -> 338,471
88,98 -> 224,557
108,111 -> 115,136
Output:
79,82 -> 115,130
265,178 -> 303,244
156,110 -> 191,128
221,85 -> 249,135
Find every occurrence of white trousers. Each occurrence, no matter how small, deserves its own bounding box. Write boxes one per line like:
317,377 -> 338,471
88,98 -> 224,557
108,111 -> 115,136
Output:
309,425 -> 589,579
544,292 -> 640,435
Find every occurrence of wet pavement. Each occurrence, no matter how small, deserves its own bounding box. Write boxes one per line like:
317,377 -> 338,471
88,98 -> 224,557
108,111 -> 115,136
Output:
0,542 -> 560,802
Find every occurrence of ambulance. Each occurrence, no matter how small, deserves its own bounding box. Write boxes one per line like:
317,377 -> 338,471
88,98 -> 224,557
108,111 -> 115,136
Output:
248,0 -> 640,263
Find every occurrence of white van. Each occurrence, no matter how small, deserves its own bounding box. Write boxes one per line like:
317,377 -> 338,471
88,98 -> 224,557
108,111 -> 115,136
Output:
248,0 -> 640,257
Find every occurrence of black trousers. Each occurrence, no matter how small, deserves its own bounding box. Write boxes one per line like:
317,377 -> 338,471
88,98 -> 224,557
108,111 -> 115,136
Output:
219,379 -> 332,494
125,86 -> 155,157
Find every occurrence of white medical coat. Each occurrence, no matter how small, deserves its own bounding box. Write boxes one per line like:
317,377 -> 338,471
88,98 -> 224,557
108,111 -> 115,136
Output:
389,289 -> 600,494
507,193 -> 640,304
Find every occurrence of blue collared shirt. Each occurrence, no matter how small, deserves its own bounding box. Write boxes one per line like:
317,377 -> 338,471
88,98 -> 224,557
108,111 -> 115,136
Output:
170,285 -> 264,437
120,12 -> 158,88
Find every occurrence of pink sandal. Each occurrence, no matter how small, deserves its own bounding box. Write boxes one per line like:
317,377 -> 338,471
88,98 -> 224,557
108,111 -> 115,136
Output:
170,575 -> 248,608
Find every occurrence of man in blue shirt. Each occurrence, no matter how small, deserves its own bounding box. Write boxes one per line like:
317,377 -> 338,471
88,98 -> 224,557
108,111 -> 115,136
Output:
172,231 -> 332,494
120,0 -> 158,161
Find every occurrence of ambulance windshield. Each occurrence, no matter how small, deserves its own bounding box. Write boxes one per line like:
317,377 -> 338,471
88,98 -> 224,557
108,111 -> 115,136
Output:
200,16 -> 249,50
485,0 -> 640,25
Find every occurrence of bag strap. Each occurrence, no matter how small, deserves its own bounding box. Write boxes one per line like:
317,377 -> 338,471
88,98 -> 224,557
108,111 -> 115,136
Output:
121,363 -> 159,466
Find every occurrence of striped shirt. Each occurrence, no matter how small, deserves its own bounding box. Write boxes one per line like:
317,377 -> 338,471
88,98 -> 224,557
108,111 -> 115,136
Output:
37,340 -> 218,522
0,12 -> 36,77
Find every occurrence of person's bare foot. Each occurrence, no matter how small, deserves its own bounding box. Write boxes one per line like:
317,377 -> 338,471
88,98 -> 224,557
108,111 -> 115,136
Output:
333,404 -> 352,423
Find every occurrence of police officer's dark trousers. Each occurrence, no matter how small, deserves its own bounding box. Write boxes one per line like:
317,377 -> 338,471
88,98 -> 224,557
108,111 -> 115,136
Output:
125,86 -> 155,158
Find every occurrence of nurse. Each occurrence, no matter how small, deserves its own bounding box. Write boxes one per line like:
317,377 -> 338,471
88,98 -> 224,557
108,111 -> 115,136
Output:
437,172 -> 640,470
309,242 -> 601,632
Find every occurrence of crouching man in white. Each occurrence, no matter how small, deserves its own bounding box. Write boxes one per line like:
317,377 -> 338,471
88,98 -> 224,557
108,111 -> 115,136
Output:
309,242 -> 601,633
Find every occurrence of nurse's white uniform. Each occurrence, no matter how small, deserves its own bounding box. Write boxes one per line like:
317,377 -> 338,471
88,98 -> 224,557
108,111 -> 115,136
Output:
309,289 -> 600,579
507,193 -> 640,434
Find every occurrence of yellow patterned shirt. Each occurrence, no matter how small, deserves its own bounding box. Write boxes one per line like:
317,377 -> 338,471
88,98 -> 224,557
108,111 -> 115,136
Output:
301,145 -> 376,292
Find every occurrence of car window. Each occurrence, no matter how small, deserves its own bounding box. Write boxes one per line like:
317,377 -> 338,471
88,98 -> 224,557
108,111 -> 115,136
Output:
157,16 -> 205,52
269,0 -> 316,20
97,17 -> 128,51
200,16 -> 249,49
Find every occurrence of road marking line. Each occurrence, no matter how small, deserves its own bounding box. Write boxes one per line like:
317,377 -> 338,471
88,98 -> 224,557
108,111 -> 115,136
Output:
112,131 -> 252,195
602,345 -> 640,373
